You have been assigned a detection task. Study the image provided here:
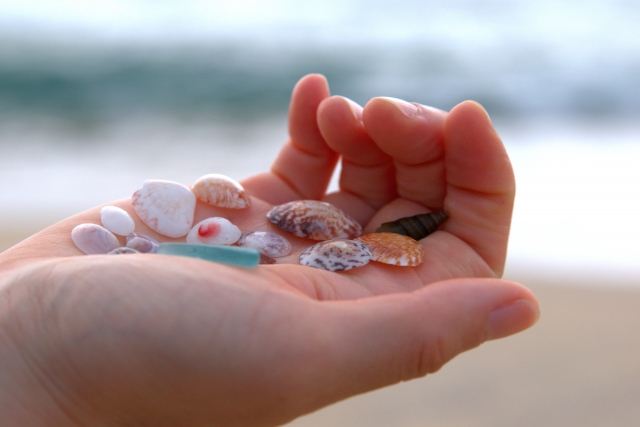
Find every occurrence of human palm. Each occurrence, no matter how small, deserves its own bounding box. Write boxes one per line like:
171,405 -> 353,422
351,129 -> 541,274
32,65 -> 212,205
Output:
0,75 -> 538,427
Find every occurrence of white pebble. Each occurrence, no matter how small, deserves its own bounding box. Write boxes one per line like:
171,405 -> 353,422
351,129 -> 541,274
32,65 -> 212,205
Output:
100,206 -> 135,236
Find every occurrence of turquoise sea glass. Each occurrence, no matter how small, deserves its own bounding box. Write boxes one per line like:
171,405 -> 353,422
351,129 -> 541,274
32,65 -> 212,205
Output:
157,243 -> 260,268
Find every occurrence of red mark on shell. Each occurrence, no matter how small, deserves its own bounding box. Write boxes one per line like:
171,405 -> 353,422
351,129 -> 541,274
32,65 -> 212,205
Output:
198,222 -> 221,238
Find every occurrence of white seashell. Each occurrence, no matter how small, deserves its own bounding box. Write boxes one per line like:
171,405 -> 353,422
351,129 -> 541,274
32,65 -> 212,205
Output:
299,239 -> 372,271
192,174 -> 250,209
266,200 -> 362,240
71,223 -> 120,255
108,247 -> 140,255
126,232 -> 160,253
132,180 -> 196,238
236,231 -> 292,258
186,217 -> 242,245
100,206 -> 135,236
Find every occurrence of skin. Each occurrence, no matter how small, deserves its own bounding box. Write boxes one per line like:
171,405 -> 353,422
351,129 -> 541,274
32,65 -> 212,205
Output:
0,74 -> 539,427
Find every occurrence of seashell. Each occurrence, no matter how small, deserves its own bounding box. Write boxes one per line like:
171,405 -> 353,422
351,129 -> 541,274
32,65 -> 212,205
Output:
266,200 -> 362,240
237,231 -> 292,258
132,180 -> 196,238
186,217 -> 242,246
259,253 -> 277,265
100,206 -> 135,236
299,239 -> 371,272
355,233 -> 424,266
375,211 -> 448,240
108,247 -> 140,255
71,223 -> 120,255
126,232 -> 160,254
192,174 -> 250,209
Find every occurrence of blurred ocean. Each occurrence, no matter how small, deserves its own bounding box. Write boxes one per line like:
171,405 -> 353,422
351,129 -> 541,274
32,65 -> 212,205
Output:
0,0 -> 639,281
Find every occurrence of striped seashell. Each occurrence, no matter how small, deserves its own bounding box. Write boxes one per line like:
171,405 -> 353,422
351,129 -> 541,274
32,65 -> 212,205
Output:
186,217 -> 242,246
375,211 -> 448,240
237,231 -> 292,258
192,174 -> 250,209
71,223 -> 120,255
299,239 -> 371,272
355,233 -> 424,266
266,200 -> 362,240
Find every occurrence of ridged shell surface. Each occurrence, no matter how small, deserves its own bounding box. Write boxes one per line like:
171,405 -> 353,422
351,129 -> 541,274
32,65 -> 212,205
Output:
355,233 -> 424,266
237,231 -> 292,258
100,206 -> 135,236
266,200 -> 362,240
71,223 -> 120,255
375,211 -> 448,240
126,232 -> 160,253
299,239 -> 371,271
186,217 -> 242,245
132,180 -> 196,238
192,174 -> 250,209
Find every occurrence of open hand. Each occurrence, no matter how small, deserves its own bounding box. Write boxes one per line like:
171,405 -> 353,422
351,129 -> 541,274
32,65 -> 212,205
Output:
0,75 -> 538,426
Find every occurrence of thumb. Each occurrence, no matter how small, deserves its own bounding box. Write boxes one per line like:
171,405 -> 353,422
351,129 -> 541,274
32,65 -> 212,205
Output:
327,279 -> 539,396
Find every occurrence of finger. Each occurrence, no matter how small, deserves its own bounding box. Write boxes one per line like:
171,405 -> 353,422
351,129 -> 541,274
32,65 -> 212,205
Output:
317,96 -> 397,210
326,279 -> 539,396
442,101 -> 515,275
362,97 -> 448,210
242,74 -> 338,205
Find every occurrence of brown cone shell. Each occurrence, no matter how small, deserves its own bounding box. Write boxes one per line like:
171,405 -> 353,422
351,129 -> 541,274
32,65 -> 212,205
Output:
375,211 -> 448,240
355,232 -> 424,266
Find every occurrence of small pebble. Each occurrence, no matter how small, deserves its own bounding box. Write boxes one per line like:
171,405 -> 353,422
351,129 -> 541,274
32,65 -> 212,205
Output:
108,247 -> 140,255
100,206 -> 135,236
71,223 -> 120,255
125,232 -> 160,254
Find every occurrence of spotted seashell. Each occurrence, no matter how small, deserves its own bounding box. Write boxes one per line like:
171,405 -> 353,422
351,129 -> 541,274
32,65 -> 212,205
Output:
100,206 -> 135,236
375,211 -> 448,240
355,233 -> 424,266
186,217 -> 242,246
126,232 -> 160,254
299,239 -> 371,272
108,247 -> 140,255
71,223 -> 120,255
237,231 -> 292,258
192,174 -> 250,209
266,200 -> 362,240
259,253 -> 277,265
132,180 -> 196,238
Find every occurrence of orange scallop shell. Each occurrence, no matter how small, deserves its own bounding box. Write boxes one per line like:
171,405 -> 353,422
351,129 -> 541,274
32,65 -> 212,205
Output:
192,174 -> 250,209
355,232 -> 424,266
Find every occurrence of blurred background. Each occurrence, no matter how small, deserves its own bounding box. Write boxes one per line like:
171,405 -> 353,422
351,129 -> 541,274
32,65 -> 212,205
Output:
1,0 -> 639,425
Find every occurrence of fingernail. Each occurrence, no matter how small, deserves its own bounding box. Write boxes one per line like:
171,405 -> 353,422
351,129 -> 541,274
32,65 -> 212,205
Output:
377,97 -> 419,117
340,96 -> 363,122
485,299 -> 540,341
